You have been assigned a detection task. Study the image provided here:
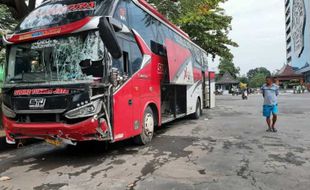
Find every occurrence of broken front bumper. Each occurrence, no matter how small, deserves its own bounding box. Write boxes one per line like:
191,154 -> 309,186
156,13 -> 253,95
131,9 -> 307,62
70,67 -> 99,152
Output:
2,116 -> 109,144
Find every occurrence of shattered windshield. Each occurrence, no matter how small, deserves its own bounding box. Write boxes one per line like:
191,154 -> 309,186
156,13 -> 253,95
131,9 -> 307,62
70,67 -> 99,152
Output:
16,0 -> 114,32
6,31 -> 110,83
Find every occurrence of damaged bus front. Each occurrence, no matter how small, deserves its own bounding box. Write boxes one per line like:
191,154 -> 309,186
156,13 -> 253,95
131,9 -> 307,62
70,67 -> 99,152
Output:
1,0 -> 127,145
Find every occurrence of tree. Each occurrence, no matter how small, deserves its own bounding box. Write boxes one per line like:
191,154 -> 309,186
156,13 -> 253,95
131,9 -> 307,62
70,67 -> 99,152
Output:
247,67 -> 271,80
249,73 -> 266,88
238,75 -> 249,84
0,0 -> 36,20
0,4 -> 17,66
218,58 -> 240,78
148,0 -> 180,21
0,4 -> 17,30
148,0 -> 238,60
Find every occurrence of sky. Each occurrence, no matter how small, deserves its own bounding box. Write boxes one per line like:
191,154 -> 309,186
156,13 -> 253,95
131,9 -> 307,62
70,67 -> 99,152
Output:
213,0 -> 287,75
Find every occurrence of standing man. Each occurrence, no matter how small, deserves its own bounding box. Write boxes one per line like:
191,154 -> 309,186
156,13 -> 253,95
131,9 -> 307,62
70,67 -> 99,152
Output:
261,76 -> 279,132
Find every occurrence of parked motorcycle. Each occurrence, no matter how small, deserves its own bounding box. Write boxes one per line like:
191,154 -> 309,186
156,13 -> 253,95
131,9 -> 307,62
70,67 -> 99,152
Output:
242,90 -> 248,100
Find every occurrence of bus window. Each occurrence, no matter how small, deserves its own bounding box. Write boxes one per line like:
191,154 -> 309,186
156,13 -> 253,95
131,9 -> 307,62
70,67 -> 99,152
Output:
95,0 -> 115,16
17,0 -> 101,32
112,38 -> 131,75
123,51 -> 129,74
156,20 -> 175,44
195,49 -> 202,66
113,0 -> 129,25
154,21 -> 165,45
14,50 -> 32,76
127,1 -> 157,47
130,43 -> 142,73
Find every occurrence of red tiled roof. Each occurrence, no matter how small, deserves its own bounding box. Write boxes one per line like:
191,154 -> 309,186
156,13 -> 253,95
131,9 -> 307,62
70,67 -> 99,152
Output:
276,64 -> 303,77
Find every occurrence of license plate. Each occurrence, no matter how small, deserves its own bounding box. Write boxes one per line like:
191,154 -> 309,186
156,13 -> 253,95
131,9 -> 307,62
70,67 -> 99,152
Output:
45,138 -> 62,146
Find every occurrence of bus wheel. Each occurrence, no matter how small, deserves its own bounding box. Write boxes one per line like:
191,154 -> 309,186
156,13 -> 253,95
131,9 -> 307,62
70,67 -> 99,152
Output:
192,99 -> 202,120
134,107 -> 154,145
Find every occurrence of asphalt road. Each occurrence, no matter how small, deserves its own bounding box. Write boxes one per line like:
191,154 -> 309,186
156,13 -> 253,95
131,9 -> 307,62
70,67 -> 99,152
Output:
0,93 -> 310,190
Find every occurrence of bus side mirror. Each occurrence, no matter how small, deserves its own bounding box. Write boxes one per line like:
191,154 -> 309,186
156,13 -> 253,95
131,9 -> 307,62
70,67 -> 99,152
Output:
108,17 -> 123,32
98,17 -> 122,59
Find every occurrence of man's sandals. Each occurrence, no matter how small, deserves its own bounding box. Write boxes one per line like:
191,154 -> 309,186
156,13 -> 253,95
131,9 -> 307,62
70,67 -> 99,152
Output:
266,128 -> 277,133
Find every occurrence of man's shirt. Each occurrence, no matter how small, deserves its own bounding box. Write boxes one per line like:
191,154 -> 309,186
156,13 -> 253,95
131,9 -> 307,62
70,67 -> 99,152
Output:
261,84 -> 279,105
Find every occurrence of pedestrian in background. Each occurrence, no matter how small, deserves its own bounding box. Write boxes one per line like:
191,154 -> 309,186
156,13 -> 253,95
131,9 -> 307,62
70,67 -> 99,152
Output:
261,76 -> 279,132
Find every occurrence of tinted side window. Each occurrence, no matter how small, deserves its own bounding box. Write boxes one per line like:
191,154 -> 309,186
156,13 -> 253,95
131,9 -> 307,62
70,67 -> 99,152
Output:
95,0 -> 115,16
127,2 -> 156,47
130,42 -> 143,73
160,24 -> 173,42
113,0 -> 129,25
113,37 -> 131,75
194,48 -> 202,67
154,21 -> 165,45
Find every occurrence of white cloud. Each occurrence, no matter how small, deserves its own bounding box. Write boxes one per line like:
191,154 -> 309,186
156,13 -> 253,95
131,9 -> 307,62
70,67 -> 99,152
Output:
210,0 -> 286,75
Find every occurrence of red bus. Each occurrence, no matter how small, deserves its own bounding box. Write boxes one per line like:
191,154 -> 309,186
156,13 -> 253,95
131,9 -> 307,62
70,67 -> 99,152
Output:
1,0 -> 209,146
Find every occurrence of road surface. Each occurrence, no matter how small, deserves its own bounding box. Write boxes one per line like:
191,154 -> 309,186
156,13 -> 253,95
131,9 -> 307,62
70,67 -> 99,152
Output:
0,93 -> 310,190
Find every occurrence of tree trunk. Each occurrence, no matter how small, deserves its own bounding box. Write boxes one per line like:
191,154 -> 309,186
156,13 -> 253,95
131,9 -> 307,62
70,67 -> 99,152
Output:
28,0 -> 36,11
13,0 -> 29,19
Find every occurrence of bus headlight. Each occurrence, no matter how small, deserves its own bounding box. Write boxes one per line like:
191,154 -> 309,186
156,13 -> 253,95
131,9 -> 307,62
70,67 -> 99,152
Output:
2,104 -> 16,118
65,100 -> 102,119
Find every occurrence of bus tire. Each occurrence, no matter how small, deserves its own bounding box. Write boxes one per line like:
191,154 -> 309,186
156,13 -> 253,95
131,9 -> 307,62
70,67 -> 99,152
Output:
134,107 -> 154,145
192,99 -> 202,120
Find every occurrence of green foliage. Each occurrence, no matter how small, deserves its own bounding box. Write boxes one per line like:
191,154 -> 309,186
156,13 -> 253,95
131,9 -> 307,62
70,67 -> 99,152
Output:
249,73 -> 266,88
0,4 -> 16,67
148,0 -> 180,20
238,76 -> 249,84
0,49 -> 5,64
246,67 -> 271,88
0,4 -> 17,30
148,0 -> 238,60
218,58 -> 240,78
247,67 -> 271,80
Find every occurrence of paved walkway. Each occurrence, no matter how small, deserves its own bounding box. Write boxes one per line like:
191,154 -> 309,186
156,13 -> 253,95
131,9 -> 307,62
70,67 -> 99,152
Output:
0,93 -> 309,190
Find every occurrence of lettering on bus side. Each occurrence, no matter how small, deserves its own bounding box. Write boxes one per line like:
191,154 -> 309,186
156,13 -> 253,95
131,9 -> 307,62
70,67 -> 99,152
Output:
67,2 -> 96,12
157,63 -> 164,74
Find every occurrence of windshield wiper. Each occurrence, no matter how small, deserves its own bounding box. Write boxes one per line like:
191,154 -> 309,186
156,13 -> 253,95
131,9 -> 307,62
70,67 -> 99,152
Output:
9,78 -> 46,84
9,81 -> 37,84
9,76 -> 23,82
9,73 -> 47,83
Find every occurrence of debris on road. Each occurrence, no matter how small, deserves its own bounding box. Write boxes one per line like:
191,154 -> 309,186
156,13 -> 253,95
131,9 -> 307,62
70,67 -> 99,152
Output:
0,176 -> 11,181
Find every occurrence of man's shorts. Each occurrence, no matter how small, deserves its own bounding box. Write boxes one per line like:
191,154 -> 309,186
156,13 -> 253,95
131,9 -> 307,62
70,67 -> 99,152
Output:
263,104 -> 278,117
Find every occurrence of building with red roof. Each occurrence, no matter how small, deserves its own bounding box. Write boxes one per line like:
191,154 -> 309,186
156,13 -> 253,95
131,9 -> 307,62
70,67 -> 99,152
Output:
274,64 -> 304,89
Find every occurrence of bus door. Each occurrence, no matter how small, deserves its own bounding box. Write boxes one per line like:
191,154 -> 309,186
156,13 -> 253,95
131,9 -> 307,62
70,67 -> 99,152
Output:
113,36 -> 145,140
130,41 -> 144,134
112,38 -> 134,140
161,39 -> 193,122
